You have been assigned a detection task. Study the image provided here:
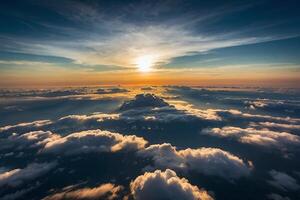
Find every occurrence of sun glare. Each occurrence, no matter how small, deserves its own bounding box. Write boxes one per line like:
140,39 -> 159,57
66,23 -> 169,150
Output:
135,55 -> 154,72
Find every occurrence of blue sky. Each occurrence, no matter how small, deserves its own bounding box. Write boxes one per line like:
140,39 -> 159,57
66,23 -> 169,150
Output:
0,0 -> 300,87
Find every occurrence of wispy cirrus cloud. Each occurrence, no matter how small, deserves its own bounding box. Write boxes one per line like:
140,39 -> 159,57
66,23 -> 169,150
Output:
4,24 -> 288,69
0,1 -> 298,71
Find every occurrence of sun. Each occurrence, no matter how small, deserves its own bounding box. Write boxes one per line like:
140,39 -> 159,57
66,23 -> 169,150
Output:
135,55 -> 154,72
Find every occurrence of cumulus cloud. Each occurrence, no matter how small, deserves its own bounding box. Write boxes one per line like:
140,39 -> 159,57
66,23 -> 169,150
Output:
43,183 -> 123,200
119,93 -> 170,111
169,100 -> 222,121
117,94 -> 221,123
138,143 -> 251,179
219,109 -> 300,124
0,120 -> 52,133
268,170 -> 300,191
0,113 -> 118,138
0,131 -> 60,151
24,113 -> 120,134
130,169 -> 213,200
0,94 -> 222,138
119,106 -> 207,123
54,99 -> 219,127
244,99 -> 300,114
0,162 -> 57,187
202,126 -> 300,148
42,129 -> 147,155
250,122 -> 300,131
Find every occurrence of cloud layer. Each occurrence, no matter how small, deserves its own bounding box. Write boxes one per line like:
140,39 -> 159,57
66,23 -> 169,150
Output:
202,126 -> 300,148
0,162 -> 56,187
42,129 -> 147,155
1,87 -> 300,199
139,143 -> 251,179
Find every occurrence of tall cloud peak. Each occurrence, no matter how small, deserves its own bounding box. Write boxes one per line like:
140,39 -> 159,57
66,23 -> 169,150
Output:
119,93 -> 169,111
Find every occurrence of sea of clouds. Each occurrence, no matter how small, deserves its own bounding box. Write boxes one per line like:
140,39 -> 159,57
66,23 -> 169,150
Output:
0,86 -> 300,200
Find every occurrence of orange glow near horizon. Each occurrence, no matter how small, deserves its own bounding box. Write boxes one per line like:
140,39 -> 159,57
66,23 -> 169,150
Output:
1,67 -> 300,88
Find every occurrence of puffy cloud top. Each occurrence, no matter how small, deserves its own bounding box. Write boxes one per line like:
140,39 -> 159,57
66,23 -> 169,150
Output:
0,130 -> 60,151
138,143 -> 251,179
42,129 -> 148,155
119,94 -> 169,111
130,169 -> 213,200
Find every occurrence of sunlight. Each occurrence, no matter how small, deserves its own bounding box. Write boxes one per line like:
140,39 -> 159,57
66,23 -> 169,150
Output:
135,55 -> 154,72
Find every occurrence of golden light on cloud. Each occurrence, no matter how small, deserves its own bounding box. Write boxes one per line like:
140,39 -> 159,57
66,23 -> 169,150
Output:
135,55 -> 154,72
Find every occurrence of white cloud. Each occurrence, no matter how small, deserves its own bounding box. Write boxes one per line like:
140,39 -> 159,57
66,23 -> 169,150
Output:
222,109 -> 300,124
1,121 -> 251,180
130,169 -> 213,200
250,122 -> 300,131
20,22 -> 277,69
268,170 -> 300,191
0,120 -> 52,133
119,93 -> 170,111
244,99 -> 299,111
118,94 -> 221,122
0,162 -> 57,187
6,1 -> 290,72
164,99 -> 300,123
138,143 -> 251,179
58,100 -> 220,124
0,131 -> 60,150
168,100 -> 222,121
119,106 -> 210,123
159,101 -> 300,125
58,113 -> 120,122
202,126 -> 300,148
42,129 -> 147,155
42,183 -> 123,200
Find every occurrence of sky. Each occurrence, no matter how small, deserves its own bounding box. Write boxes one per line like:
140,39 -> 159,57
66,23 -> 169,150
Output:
0,0 -> 300,87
